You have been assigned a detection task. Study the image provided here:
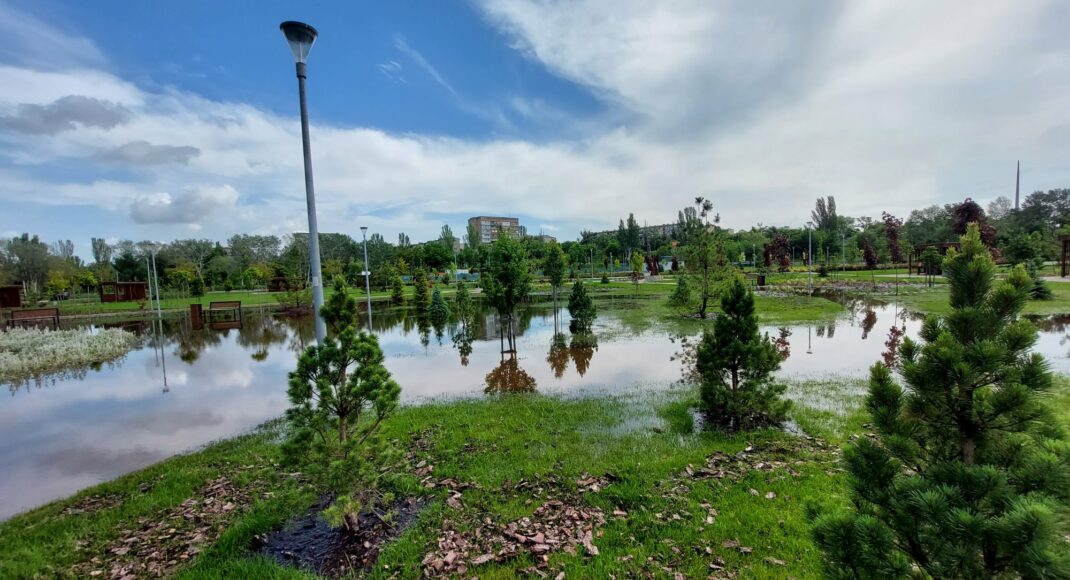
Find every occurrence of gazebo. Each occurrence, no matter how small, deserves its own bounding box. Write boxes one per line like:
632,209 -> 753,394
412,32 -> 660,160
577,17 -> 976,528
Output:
98,281 -> 148,303
1061,234 -> 1069,278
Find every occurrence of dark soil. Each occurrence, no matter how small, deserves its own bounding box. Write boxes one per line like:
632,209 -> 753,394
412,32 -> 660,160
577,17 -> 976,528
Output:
256,496 -> 424,578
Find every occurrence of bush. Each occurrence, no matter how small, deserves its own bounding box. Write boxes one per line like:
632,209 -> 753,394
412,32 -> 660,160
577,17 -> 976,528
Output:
817,263 -> 829,278
189,277 -> 206,298
600,273 -> 610,284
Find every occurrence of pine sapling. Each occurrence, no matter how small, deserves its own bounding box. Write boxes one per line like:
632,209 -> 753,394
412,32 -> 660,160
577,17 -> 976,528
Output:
694,276 -> 788,430
282,278 -> 402,527
811,224 -> 1070,578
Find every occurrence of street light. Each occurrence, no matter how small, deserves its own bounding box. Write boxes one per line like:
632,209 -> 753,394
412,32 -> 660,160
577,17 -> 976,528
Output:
361,226 -> 372,332
806,222 -> 814,293
280,20 -> 326,344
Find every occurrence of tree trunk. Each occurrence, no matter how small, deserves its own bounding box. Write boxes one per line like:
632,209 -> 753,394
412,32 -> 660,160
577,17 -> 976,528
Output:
961,437 -> 976,465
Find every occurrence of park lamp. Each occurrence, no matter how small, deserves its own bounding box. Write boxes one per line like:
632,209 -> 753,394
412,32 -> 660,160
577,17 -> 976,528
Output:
280,19 -> 327,344
280,21 -> 318,69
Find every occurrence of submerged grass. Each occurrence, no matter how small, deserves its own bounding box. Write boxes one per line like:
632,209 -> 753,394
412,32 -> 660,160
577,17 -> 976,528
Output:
0,326 -> 139,385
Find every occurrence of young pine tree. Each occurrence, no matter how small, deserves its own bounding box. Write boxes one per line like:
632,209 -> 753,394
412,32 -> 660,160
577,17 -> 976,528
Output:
811,224 -> 1070,578
282,278 -> 401,526
412,268 -> 431,315
429,287 -> 451,326
668,275 -> 691,307
695,276 -> 788,430
390,273 -> 405,305
567,280 -> 597,333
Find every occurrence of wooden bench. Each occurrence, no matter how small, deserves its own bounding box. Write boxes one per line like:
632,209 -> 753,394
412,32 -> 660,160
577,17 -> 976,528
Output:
207,300 -> 242,322
6,307 -> 60,328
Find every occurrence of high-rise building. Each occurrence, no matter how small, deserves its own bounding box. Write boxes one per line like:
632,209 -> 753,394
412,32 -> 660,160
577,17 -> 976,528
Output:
468,216 -> 525,244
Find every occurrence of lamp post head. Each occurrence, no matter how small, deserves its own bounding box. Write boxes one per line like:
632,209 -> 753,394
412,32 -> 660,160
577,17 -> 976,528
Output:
360,226 -> 368,233
280,21 -> 318,64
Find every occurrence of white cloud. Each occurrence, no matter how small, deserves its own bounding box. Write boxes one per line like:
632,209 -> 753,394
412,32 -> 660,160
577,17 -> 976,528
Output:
0,0 -> 1069,250
130,184 -> 240,225
0,1 -> 106,70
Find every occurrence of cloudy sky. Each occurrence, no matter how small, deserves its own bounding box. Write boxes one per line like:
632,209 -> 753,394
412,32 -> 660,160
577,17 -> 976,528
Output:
1,0 -> 1067,260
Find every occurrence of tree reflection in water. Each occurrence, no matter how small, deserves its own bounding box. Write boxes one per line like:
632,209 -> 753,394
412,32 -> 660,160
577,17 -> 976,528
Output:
547,332 -> 569,378
860,308 -> 878,339
236,315 -> 288,361
569,333 -> 597,377
484,354 -> 537,394
773,327 -> 792,360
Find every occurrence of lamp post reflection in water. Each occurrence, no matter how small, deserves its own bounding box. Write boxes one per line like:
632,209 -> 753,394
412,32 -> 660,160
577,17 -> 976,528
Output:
361,226 -> 372,332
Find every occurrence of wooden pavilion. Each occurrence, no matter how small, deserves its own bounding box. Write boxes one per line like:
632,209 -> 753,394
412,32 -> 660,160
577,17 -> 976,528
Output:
98,281 -> 148,303
0,285 -> 20,309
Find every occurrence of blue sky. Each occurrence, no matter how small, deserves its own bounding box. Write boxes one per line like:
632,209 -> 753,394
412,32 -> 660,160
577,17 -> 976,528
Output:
1,0 -> 1069,260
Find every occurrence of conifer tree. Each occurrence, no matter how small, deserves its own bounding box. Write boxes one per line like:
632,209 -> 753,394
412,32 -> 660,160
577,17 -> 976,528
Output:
412,268 -> 430,315
429,287 -> 451,326
695,276 -> 788,430
668,275 -> 691,307
812,224 -> 1070,578
282,278 -> 401,526
390,273 -> 405,305
567,280 -> 597,333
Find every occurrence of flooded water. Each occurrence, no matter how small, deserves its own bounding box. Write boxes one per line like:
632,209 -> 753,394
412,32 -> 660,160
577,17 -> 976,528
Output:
1,298 -> 1068,519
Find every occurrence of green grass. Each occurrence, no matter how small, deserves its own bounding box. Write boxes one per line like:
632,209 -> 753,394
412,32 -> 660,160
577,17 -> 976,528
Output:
595,290 -> 845,333
3,375 -> 1068,578
876,280 -> 1070,316
55,287 -> 412,316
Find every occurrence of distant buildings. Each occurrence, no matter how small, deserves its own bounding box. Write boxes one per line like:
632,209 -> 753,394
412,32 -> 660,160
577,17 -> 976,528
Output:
587,223 -> 679,243
532,234 -> 557,243
468,216 -> 526,244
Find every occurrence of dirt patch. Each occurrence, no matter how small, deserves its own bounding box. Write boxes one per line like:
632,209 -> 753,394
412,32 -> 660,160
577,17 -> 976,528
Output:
256,496 -> 424,578
74,475 -> 267,579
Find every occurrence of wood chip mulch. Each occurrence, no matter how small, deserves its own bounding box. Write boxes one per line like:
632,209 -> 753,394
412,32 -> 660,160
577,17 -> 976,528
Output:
73,474 -> 269,579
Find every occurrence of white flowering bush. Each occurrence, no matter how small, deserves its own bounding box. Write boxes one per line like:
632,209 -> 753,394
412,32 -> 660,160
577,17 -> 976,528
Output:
0,327 -> 139,385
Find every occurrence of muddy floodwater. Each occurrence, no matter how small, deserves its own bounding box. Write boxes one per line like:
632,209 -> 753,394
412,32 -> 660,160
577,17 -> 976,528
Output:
2,296 -> 1068,519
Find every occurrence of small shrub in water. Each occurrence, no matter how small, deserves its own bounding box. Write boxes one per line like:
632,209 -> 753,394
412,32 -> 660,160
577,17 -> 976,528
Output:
694,276 -> 788,430
567,280 -> 597,334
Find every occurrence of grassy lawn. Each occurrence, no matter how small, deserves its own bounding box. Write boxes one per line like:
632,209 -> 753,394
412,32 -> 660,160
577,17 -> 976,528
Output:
876,279 -> 1070,316
55,288 -> 407,316
0,387 -> 845,579
2,365 -> 1066,578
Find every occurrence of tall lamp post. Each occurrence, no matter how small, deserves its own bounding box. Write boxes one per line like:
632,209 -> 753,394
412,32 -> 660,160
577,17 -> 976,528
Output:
280,21 -> 326,344
806,222 -> 814,293
841,229 -> 846,274
360,226 -> 372,332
